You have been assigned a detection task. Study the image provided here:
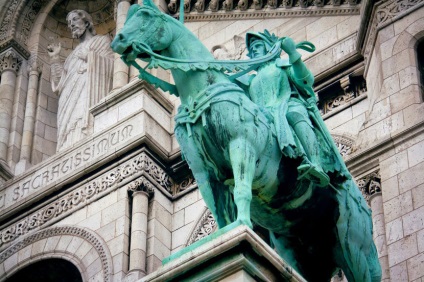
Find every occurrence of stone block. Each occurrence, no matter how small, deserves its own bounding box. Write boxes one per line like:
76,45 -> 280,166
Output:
31,238 -> 47,256
66,236 -> 84,254
390,84 -> 421,114
87,191 -> 118,217
382,73 -> 400,98
146,255 -> 162,274
18,245 -> 32,263
152,189 -> 172,213
147,219 -> 171,249
101,199 -> 128,227
403,103 -> 424,127
147,236 -> 171,260
389,261 -> 408,282
374,234 -> 388,257
387,234 -> 418,266
108,234 -> 129,257
171,209 -> 184,232
399,67 -> 420,90
113,252 -> 129,274
309,26 -> 338,52
336,16 -> 360,40
75,241 -> 93,260
253,19 -> 290,36
351,98 -> 368,118
82,246 -> 100,267
97,221 -> 116,242
403,205 -> 424,236
407,253 -> 424,281
224,20 -> 262,42
305,16 -> 348,40
148,200 -> 172,230
382,175 -> 399,202
79,212 -> 102,230
171,222 -> 194,250
43,236 -> 60,253
115,215 -> 130,237
382,56 -> 396,79
408,140 -> 424,168
174,190 -> 198,212
380,150 -> 408,180
184,199 -> 206,225
398,161 -> 424,194
4,253 -> 18,273
198,21 -> 233,41
412,184 -> 424,209
56,235 -> 73,251
378,24 -> 395,45
366,97 -> 391,128
383,191 -> 413,222
386,217 -> 403,245
86,258 -> 102,280
88,270 -> 103,282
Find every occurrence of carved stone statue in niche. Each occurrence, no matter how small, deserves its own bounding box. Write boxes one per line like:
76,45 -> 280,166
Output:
48,10 -> 114,151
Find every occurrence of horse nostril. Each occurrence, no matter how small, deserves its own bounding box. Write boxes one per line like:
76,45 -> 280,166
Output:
118,33 -> 125,41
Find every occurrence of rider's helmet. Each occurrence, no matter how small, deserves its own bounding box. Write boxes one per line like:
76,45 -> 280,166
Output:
246,30 -> 279,58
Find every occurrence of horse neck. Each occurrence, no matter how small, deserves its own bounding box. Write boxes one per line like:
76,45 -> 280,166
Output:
162,25 -> 229,104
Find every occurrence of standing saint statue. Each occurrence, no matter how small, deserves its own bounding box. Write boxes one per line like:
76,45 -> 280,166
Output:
48,10 -> 114,151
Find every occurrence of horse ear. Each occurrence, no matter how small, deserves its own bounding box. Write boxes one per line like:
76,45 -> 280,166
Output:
142,0 -> 161,12
126,4 -> 141,21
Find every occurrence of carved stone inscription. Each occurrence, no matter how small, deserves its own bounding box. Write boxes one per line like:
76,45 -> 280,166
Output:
0,117 -> 142,213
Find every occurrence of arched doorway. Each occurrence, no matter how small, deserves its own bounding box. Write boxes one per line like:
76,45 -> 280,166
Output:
6,258 -> 82,282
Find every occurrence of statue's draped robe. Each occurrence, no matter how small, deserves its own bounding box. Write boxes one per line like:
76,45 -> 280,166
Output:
52,35 -> 114,151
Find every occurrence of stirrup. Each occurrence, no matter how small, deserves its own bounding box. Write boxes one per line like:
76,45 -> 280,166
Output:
297,163 -> 330,187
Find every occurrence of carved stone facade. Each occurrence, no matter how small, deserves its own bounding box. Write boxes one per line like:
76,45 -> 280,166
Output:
0,0 -> 423,281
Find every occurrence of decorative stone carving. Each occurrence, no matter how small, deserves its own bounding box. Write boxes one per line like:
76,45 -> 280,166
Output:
27,57 -> 43,74
332,134 -> 355,157
0,225 -> 113,282
127,176 -> 155,196
48,10 -> 114,151
174,174 -> 197,194
356,170 -> 381,202
0,0 -> 20,42
0,49 -> 23,74
165,0 -> 360,19
18,0 -> 48,45
186,209 -> 217,246
0,152 -> 172,247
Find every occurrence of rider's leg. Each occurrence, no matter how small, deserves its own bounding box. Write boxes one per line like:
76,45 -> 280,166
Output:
286,108 -> 329,187
229,138 -> 256,229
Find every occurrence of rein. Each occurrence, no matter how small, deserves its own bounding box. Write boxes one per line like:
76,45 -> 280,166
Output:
126,39 -> 315,96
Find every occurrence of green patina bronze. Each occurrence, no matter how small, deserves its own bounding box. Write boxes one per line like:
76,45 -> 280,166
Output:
111,2 -> 381,281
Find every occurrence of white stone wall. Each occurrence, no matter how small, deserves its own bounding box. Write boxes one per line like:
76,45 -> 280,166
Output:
53,187 -> 131,281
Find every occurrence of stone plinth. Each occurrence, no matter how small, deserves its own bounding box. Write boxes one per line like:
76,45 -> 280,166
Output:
141,225 -> 306,282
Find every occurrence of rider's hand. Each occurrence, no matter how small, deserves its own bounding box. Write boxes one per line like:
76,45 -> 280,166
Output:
281,37 -> 297,56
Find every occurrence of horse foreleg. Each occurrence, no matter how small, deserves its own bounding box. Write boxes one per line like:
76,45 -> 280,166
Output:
229,138 -> 256,229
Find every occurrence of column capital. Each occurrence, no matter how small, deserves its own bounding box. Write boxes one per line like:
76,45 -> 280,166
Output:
27,57 -> 43,75
357,170 -> 381,202
0,48 -> 23,74
127,176 -> 155,197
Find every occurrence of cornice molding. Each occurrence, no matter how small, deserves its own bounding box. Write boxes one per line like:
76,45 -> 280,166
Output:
181,5 -> 360,22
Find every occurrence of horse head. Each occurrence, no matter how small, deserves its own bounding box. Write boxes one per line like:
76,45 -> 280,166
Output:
111,0 -> 174,63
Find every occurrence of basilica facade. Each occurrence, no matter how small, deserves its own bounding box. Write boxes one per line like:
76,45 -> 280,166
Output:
0,0 -> 423,281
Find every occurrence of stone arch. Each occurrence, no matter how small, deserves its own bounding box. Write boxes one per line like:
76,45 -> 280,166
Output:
0,225 -> 113,282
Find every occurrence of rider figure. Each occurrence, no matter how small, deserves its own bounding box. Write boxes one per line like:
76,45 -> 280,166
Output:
242,31 -> 330,187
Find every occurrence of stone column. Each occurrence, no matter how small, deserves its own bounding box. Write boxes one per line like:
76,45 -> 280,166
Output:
127,177 -> 154,278
113,0 -> 131,89
358,171 -> 389,281
0,49 -> 22,164
20,58 -> 42,164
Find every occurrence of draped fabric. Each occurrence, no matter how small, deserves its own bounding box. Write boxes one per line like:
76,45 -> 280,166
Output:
52,35 -> 114,151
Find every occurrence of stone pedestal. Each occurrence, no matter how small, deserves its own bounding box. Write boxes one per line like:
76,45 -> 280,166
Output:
141,225 -> 306,282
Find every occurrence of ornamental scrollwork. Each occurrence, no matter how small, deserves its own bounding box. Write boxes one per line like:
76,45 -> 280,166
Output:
332,134 -> 355,157
0,152 -> 172,248
127,176 -> 155,196
356,171 -> 381,201
186,209 -> 217,246
376,0 -> 422,25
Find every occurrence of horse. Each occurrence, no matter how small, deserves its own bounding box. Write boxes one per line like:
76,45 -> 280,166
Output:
111,2 -> 382,281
